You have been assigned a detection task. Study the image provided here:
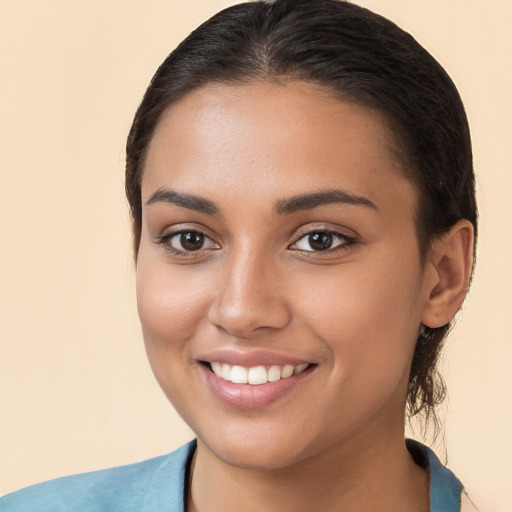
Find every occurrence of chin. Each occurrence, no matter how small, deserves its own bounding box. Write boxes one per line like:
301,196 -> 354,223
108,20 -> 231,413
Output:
190,413 -> 331,472
201,435 -> 309,471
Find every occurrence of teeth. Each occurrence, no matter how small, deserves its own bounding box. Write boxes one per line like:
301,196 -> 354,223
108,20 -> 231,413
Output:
281,365 -> 294,378
294,363 -> 308,375
248,366 -> 268,385
230,365 -> 248,384
268,365 -> 282,382
209,361 -> 309,385
221,363 -> 231,381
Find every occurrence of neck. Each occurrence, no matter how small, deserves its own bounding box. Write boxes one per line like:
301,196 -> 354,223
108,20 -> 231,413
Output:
187,428 -> 429,512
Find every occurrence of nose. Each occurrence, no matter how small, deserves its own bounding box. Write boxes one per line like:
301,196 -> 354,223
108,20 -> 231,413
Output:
207,245 -> 291,339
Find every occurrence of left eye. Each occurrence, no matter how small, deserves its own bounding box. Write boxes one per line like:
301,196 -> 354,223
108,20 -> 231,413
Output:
293,231 -> 351,252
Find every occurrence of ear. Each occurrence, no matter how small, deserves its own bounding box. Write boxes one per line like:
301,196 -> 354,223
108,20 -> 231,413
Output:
421,219 -> 475,328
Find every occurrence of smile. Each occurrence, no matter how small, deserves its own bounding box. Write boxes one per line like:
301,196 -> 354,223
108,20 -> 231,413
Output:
209,362 -> 310,385
199,356 -> 315,409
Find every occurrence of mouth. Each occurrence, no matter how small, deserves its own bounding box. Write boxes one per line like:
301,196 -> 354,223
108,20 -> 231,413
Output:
196,349 -> 317,409
198,358 -> 316,409
203,361 -> 311,385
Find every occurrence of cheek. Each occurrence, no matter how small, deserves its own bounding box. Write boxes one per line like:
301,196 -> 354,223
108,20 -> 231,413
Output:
295,246 -> 424,375
298,253 -> 424,431
136,258 -> 210,356
135,257 -> 215,417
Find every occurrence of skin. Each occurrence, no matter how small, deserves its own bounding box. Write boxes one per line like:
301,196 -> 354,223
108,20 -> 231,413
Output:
136,81 -> 473,512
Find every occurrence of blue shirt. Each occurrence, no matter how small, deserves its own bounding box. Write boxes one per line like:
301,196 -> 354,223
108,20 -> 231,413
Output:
0,440 -> 463,512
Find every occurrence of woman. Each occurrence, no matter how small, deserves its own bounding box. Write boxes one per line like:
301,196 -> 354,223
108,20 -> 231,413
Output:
1,0 -> 479,510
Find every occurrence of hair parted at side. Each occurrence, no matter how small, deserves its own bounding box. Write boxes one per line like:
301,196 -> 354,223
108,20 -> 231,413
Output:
126,0 -> 477,425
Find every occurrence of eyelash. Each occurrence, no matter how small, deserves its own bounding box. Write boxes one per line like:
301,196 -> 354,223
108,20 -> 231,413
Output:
155,229 -> 220,256
154,228 -> 358,257
290,230 -> 357,254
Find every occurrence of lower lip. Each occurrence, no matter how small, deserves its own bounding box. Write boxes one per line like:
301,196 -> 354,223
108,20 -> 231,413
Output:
199,364 -> 314,410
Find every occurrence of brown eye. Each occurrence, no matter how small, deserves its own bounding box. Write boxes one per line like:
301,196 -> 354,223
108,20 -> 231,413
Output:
292,230 -> 356,253
307,232 -> 333,251
156,227 -> 220,256
177,231 -> 205,251
164,230 -> 218,252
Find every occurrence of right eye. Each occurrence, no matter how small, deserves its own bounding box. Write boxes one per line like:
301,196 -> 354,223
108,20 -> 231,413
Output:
157,230 -> 219,254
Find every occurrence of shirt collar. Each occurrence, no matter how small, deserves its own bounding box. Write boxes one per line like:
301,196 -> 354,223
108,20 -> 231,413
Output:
407,438 -> 463,512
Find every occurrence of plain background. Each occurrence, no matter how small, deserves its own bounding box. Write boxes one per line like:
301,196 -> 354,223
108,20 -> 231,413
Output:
0,0 -> 510,509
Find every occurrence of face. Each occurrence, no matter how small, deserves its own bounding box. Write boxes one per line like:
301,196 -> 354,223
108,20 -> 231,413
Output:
136,81 -> 434,470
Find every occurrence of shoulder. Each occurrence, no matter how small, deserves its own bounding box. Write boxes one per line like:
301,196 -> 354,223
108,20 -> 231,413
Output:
0,441 -> 196,512
406,439 -> 490,512
407,439 -> 462,512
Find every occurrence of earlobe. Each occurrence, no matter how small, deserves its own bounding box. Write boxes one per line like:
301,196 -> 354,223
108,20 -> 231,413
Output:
421,220 -> 475,328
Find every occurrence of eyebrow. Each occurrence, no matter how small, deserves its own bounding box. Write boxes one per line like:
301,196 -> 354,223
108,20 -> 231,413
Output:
274,189 -> 377,215
145,187 -> 377,217
145,188 -> 221,216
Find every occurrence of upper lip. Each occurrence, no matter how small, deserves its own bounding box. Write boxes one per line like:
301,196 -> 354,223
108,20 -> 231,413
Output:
197,348 -> 313,367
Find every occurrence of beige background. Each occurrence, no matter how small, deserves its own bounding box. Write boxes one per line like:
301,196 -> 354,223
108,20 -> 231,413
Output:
0,0 -> 510,509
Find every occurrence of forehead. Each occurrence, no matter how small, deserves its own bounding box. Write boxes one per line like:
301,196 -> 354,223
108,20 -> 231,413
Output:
142,81 -> 415,214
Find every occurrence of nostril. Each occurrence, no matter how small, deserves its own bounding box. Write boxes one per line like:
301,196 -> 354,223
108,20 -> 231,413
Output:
208,304 -> 292,339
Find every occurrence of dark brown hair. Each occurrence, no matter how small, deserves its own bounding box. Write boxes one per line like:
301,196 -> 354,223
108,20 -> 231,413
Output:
126,0 -> 477,422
